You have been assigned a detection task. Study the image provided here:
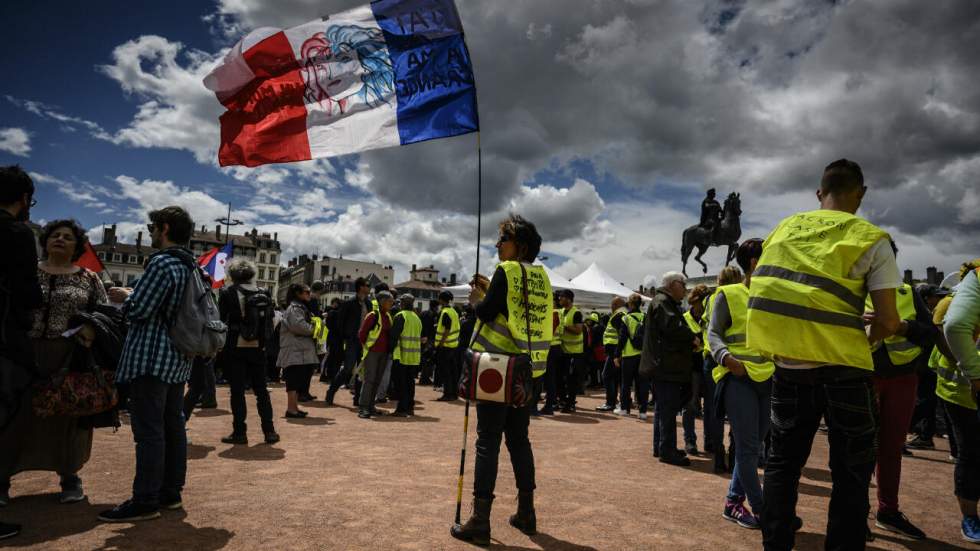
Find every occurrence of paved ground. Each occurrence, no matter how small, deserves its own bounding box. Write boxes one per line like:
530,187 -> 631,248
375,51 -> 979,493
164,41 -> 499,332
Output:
0,380 -> 971,550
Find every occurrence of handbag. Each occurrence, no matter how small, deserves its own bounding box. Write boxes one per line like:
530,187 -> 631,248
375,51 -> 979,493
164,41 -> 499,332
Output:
32,273 -> 119,418
459,264 -> 535,407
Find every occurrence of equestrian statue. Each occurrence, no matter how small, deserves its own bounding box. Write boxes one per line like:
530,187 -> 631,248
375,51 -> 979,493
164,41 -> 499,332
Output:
681,189 -> 742,276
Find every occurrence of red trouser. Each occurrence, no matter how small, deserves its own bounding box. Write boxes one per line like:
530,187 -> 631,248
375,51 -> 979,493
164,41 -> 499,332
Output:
873,372 -> 918,513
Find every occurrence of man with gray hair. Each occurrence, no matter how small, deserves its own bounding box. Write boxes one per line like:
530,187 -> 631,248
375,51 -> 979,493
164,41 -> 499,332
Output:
357,291 -> 395,419
640,271 -> 698,466
216,258 -> 278,444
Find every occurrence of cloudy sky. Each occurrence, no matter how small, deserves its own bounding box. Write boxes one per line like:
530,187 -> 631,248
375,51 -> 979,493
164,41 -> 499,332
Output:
1,0 -> 977,287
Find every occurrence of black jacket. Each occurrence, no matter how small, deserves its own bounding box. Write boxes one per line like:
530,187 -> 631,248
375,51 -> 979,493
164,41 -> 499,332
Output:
639,288 -> 696,383
339,295 -> 372,341
872,286 -> 939,377
0,210 -> 42,368
218,285 -> 270,350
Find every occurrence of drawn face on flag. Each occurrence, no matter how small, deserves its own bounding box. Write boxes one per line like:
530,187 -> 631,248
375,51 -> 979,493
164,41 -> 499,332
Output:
301,25 -> 394,117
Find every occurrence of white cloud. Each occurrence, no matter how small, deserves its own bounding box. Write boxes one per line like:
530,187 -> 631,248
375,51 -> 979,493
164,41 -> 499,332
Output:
0,127 -> 31,157
29,171 -> 107,209
5,96 -> 111,140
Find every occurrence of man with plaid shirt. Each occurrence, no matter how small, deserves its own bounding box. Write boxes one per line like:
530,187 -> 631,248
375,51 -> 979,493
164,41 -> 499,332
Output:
99,206 -> 196,523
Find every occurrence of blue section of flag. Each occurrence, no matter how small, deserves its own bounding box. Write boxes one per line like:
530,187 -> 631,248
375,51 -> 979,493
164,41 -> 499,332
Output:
371,0 -> 479,145
203,242 -> 234,283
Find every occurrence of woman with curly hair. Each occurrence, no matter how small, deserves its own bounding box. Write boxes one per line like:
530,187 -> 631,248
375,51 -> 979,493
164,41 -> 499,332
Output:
0,219 -> 107,507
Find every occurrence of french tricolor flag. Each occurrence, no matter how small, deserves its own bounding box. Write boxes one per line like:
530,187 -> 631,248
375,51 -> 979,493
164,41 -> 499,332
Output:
198,242 -> 234,289
204,0 -> 479,167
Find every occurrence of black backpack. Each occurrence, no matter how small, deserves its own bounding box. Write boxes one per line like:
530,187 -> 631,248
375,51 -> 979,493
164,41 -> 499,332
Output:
238,287 -> 273,343
628,313 -> 645,351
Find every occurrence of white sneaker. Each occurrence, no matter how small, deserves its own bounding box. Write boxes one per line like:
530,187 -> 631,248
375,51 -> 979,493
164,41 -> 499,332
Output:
614,408 -> 626,416
638,412 -> 648,421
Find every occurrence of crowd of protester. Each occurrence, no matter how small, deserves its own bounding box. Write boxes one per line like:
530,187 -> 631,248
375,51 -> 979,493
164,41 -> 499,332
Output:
2,161 -> 980,550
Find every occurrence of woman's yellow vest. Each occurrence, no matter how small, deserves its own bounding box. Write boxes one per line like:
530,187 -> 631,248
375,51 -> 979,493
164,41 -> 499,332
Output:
604,308 -> 626,346
561,306 -> 584,354
361,311 -> 393,360
711,284 -> 775,383
864,283 -> 923,366
621,311 -> 645,358
393,310 -> 422,366
470,262 -> 554,377
747,209 -> 888,370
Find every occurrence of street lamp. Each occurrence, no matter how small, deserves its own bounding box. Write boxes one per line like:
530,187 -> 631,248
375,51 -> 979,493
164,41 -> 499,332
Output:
215,202 -> 243,245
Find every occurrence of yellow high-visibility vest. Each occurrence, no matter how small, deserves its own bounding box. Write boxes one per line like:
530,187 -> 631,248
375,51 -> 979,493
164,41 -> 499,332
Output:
551,307 -> 564,346
435,305 -> 460,349
603,308 -> 626,346
561,306 -> 584,354
393,310 -> 423,366
865,283 -> 922,366
711,283 -> 775,383
702,291 -> 718,357
621,312 -> 645,358
361,311 -> 393,360
471,262 -> 553,377
746,209 -> 888,370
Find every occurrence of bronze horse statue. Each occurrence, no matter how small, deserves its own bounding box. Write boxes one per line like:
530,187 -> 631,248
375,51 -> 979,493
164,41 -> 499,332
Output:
681,192 -> 742,276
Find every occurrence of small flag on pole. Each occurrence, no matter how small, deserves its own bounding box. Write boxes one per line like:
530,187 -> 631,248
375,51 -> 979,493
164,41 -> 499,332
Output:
203,0 -> 479,167
198,242 -> 234,289
75,241 -> 105,273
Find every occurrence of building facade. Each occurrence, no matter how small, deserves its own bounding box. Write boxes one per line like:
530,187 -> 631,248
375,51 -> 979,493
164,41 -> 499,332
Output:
189,225 -> 282,298
93,225 -> 158,286
277,254 -> 395,305
394,264 -> 453,310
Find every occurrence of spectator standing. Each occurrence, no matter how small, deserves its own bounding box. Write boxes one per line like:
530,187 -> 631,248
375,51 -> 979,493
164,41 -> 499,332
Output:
217,259 -> 278,445
99,206 -> 197,522
0,166 -> 41,540
434,291 -> 461,401
558,290 -> 585,412
616,294 -> 648,419
1,220 -> 106,506
391,294 -> 422,417
325,278 -> 371,405
597,297 -> 627,412
357,291 -> 394,418
640,271 -> 696,467
278,284 -> 317,418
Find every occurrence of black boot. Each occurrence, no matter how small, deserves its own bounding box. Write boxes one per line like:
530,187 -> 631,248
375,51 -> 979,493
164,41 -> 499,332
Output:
450,497 -> 492,546
509,491 -> 537,535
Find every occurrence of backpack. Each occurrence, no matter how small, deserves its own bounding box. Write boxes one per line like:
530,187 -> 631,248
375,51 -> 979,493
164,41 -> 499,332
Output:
239,287 -> 273,343
164,251 -> 227,359
628,313 -> 645,352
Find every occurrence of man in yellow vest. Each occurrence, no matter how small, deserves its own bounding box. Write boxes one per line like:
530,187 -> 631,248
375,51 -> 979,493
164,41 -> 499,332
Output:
357,291 -> 394,419
558,289 -> 585,413
747,159 -> 902,551
390,294 -> 422,417
907,284 -> 954,449
615,294 -> 648,419
537,292 -> 564,415
597,296 -> 627,411
939,261 -> 980,543
864,242 -> 936,540
435,290 -> 460,401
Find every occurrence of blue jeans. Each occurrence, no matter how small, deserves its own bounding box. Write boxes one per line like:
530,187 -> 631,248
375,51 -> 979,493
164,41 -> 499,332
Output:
128,375 -> 187,507
653,380 -> 691,455
724,375 -> 771,512
761,366 -> 877,551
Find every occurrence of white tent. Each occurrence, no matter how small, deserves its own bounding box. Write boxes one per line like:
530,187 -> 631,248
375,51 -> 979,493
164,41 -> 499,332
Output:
443,262 -> 639,313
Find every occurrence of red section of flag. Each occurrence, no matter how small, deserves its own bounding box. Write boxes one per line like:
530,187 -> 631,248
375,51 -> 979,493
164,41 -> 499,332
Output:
197,246 -> 219,267
217,31 -> 311,167
75,241 -> 105,273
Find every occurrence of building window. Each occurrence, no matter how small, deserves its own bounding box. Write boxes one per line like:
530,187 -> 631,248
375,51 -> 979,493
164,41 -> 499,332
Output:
113,253 -> 122,263
111,272 -> 121,283
259,252 -> 266,263
259,267 -> 266,280
126,274 -> 138,286
98,252 -> 106,260
268,267 -> 276,279
270,254 -> 277,264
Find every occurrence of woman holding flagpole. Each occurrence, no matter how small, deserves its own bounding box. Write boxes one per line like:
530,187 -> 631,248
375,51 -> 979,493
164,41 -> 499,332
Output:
451,214 -> 552,546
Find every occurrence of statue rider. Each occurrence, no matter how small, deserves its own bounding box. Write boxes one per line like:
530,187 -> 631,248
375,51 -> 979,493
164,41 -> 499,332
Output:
699,188 -> 723,236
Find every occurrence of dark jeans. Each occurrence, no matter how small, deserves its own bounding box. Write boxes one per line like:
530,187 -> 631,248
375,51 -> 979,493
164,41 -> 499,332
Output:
326,341 -> 344,380
620,356 -> 648,413
544,346 -> 562,409
418,345 -> 435,385
761,366 -> 877,551
946,400 -> 980,501
683,365 -> 703,446
910,368 -> 938,438
473,402 -> 535,500
563,354 -> 585,407
128,375 -> 187,507
702,357 -> 724,456
182,357 -> 215,421
327,337 -> 361,400
436,348 -> 458,399
602,346 -> 619,407
393,361 -> 417,413
653,380 -> 691,456
227,348 -> 275,434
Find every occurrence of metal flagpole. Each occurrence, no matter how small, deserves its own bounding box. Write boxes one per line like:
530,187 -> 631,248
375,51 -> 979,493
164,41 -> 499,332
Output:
454,130 -> 481,528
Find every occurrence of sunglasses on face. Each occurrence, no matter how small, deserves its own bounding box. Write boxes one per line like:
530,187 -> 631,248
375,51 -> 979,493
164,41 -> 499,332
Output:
496,234 -> 512,247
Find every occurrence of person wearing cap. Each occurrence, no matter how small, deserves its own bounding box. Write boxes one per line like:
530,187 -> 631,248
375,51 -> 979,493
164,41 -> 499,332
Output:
435,290 -> 461,401
748,159 -> 902,550
908,284 -> 954,449
639,271 -> 696,466
558,289 -> 585,412
598,297 -> 627,412
390,294 -> 422,417
357,291 -> 394,419
616,293 -> 648,419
